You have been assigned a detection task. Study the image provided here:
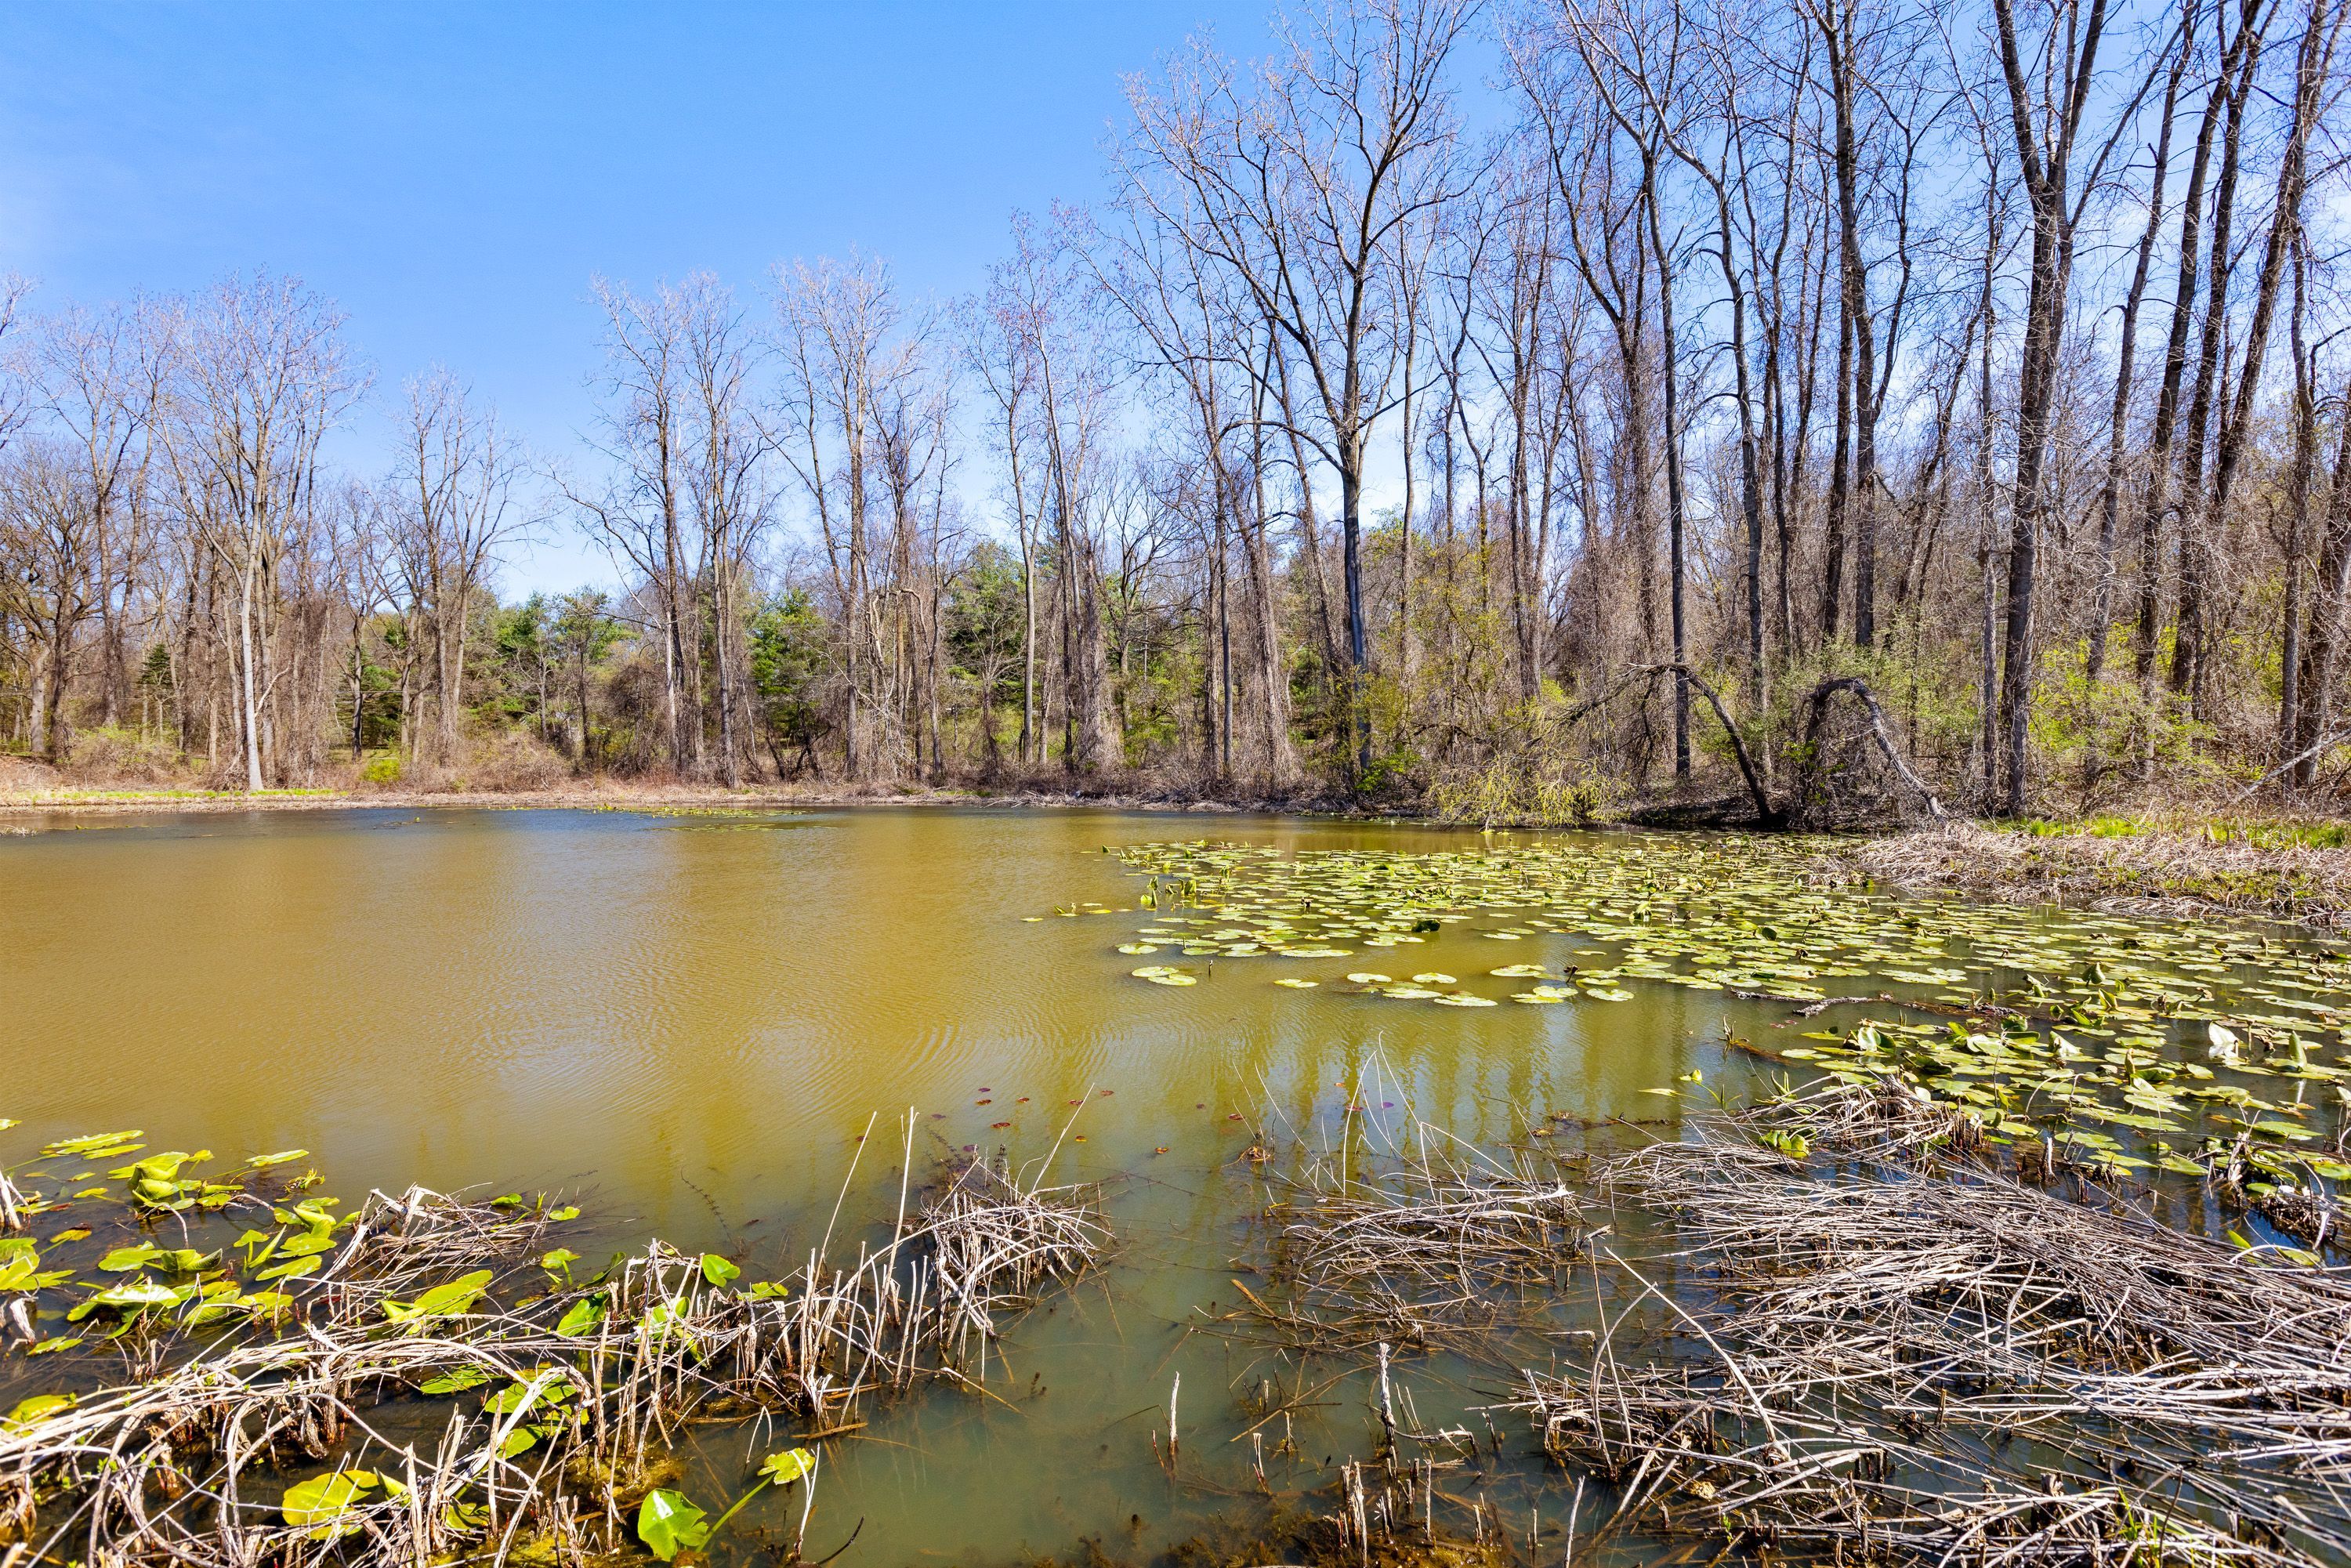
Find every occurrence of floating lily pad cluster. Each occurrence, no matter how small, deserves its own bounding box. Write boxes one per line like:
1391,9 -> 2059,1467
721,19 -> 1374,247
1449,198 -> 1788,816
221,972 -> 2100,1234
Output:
0,1128 -> 580,1359
1087,837 -> 2351,1186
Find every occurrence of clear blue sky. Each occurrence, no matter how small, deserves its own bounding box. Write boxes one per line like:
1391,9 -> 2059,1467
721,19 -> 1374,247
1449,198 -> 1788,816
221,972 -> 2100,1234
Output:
0,2 -> 1274,592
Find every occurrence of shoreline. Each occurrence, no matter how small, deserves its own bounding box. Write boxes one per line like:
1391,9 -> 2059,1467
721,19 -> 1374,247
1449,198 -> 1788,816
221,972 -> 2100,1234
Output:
1827,818 -> 2351,932
0,780 -> 1364,820
11,784 -> 2351,933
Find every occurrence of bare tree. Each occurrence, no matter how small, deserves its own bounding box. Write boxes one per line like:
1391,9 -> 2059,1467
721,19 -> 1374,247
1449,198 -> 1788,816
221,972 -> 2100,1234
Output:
159,274 -> 362,791
390,370 -> 526,766
1123,0 -> 1473,776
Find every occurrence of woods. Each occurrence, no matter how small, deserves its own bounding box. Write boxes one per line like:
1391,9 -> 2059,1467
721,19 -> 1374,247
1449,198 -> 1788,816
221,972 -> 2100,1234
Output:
2,0 -> 2348,820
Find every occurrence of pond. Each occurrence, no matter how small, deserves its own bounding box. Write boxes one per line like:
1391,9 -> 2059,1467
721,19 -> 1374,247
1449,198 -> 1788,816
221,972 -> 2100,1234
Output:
2,806 -> 2347,1567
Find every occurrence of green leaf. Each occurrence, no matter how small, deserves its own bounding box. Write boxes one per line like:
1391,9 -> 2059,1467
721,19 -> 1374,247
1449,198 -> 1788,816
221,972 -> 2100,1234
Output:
67,1277 -> 185,1320
636,1489 -> 711,1562
2,1393 -> 74,1432
383,1269 -> 494,1328
255,1254 -> 322,1282
246,1150 -> 310,1168
283,1470 -> 379,1539
442,1501 -> 492,1534
418,1366 -> 494,1396
484,1374 -> 574,1416
40,1131 -> 143,1157
547,1205 -> 581,1222
0,1254 -> 73,1292
98,1244 -> 212,1274
109,1151 -> 197,1184
757,1447 -> 817,1486
700,1254 -> 741,1288
555,1298 -> 607,1337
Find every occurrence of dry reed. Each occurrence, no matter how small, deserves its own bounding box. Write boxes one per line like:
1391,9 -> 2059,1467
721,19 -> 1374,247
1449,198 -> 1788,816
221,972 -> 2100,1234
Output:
1505,1081 -> 2351,1567
0,1154 -> 1105,1568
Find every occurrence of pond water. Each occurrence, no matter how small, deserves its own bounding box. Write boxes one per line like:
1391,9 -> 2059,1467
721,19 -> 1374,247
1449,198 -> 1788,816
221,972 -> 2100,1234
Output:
4,808 -> 1768,1563
2,806 -> 2346,1566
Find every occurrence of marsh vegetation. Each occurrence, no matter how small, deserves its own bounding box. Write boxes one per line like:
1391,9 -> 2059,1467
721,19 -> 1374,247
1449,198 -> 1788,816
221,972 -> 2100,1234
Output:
7,811 -> 2351,1566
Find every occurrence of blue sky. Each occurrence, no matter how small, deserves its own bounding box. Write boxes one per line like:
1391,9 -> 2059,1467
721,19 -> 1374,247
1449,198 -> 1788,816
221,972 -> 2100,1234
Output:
0,2 -> 1275,592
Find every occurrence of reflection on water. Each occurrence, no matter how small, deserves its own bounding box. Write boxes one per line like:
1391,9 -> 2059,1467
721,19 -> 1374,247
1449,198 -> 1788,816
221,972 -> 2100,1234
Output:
0,807 -> 1773,1563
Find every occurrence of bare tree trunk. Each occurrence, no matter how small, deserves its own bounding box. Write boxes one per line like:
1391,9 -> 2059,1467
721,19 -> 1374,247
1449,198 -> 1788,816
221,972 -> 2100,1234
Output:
2088,36 -> 2186,685
2291,385 -> 2351,785
2171,0 -> 2266,708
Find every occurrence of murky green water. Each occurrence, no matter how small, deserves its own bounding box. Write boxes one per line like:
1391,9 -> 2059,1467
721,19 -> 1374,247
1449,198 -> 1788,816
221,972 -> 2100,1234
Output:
2,806 -> 2345,1565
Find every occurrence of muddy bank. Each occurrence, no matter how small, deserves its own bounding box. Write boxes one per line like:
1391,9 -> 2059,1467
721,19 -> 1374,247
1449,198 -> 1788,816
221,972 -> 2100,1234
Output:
0,777 -> 1349,820
1833,818 -> 2351,929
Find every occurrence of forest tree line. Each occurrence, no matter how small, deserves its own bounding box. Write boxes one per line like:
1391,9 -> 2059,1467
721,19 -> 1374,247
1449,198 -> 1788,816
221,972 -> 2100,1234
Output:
2,0 -> 2347,819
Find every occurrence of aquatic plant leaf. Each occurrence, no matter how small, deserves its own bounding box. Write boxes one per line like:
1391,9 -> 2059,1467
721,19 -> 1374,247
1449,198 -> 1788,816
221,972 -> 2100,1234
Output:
699,1254 -> 741,1288
67,1278 -> 184,1320
3,1393 -> 73,1432
484,1374 -> 574,1415
418,1366 -> 494,1395
246,1150 -> 310,1168
555,1298 -> 607,1335
383,1269 -> 494,1328
636,1489 -> 711,1562
758,1447 -> 817,1486
39,1132 -> 143,1157
442,1501 -> 492,1534
282,1470 -> 378,1539
0,1252 -> 72,1291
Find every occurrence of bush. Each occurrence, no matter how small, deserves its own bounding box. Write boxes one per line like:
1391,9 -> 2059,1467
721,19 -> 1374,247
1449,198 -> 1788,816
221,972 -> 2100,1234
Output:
358,751 -> 402,786
64,726 -> 186,784
463,730 -> 570,792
